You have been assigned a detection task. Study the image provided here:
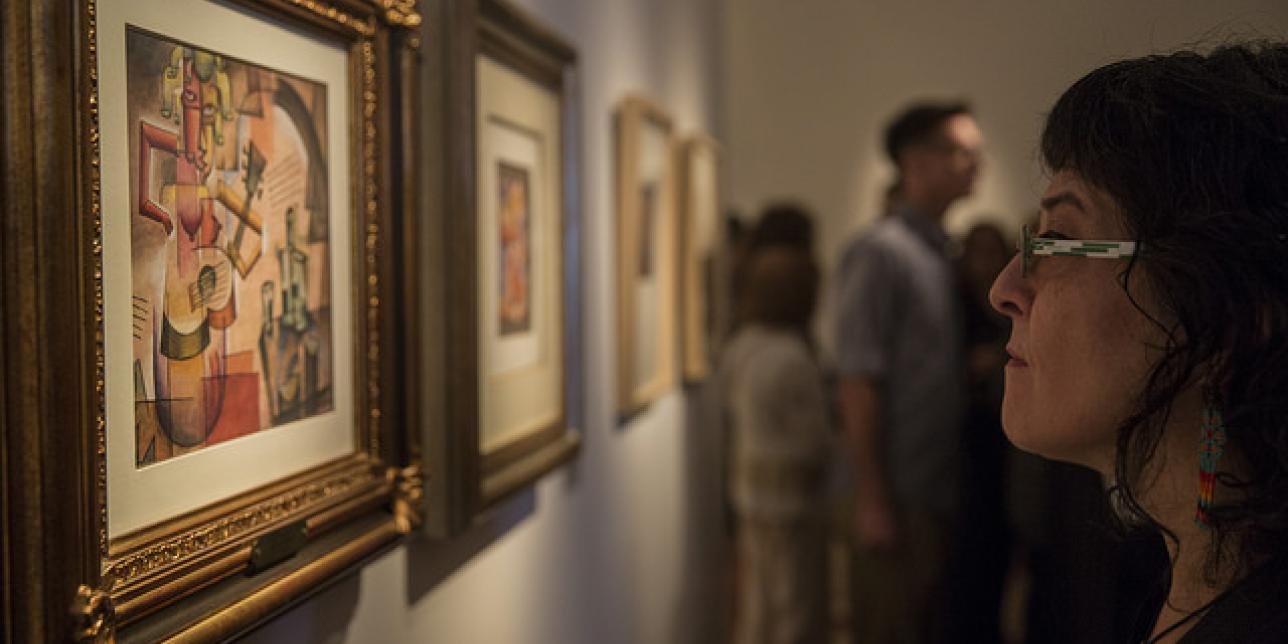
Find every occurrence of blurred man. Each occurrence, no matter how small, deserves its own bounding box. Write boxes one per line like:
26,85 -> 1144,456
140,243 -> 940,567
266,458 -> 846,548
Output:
834,102 -> 982,643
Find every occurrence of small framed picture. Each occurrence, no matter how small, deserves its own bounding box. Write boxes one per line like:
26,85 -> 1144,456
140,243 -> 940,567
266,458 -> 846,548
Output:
615,96 -> 678,418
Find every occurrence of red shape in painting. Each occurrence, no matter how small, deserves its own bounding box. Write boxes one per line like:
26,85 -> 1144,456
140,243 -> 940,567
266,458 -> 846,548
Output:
205,351 -> 260,445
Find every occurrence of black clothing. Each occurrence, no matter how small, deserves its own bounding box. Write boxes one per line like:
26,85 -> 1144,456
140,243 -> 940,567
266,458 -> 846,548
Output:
1132,554 -> 1288,643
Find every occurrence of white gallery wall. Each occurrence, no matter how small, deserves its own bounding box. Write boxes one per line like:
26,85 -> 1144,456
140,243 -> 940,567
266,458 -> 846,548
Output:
243,0 -> 724,643
721,0 -> 1288,357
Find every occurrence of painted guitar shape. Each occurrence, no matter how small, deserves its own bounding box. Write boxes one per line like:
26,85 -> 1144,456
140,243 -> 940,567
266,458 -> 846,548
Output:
136,55 -> 233,446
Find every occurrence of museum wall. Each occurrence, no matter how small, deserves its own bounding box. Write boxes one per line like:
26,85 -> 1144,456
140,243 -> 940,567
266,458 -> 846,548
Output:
721,0 -> 1288,357
240,0 -> 724,642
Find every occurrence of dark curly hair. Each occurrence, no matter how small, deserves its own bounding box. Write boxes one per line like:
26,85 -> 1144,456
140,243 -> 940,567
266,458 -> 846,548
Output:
1041,42 -> 1288,580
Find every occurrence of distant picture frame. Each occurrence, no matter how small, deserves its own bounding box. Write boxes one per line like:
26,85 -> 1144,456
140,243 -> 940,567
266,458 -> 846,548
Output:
615,96 -> 678,418
421,0 -> 582,535
677,134 -> 721,383
1,0 -> 423,641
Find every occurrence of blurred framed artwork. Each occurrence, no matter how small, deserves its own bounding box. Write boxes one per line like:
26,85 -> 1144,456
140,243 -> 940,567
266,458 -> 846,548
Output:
615,96 -> 678,418
423,0 -> 581,535
473,0 -> 581,507
677,134 -> 721,382
1,0 -> 423,640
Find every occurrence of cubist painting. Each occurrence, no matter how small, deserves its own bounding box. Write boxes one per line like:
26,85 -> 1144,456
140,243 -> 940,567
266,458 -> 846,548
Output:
127,28 -> 334,467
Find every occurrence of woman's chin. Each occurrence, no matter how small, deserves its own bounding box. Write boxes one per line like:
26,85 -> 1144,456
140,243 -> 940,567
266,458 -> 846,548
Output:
1001,413 -> 1073,463
999,403 -> 1041,454
1000,421 -> 1043,457
1002,417 -> 1113,473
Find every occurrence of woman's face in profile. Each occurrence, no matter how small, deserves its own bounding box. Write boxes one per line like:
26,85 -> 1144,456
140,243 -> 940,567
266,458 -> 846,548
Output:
988,171 -> 1168,472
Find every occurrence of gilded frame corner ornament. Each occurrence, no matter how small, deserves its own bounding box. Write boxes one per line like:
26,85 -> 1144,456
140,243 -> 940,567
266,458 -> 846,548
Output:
1,0 -> 423,641
377,0 -> 423,28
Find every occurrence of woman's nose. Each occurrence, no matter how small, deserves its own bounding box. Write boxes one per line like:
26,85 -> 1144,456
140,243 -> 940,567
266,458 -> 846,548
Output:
989,253 -> 1030,319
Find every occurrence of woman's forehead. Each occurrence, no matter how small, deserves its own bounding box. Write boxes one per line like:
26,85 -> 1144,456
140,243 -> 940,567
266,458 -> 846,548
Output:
1042,171 -> 1094,209
1040,171 -> 1127,234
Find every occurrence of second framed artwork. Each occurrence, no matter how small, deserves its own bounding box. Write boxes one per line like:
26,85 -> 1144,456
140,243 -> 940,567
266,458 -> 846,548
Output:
473,0 -> 581,504
615,97 -> 678,419
425,0 -> 582,535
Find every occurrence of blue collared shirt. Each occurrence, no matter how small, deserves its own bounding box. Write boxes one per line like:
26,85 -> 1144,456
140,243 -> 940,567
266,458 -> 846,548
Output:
833,206 -> 964,518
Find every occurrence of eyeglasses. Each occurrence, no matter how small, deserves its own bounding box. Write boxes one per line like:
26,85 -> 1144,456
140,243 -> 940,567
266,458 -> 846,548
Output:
1019,224 -> 1139,278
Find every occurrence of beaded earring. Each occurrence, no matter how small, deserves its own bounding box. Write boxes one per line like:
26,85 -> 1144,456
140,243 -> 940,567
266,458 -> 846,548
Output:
1195,403 -> 1227,528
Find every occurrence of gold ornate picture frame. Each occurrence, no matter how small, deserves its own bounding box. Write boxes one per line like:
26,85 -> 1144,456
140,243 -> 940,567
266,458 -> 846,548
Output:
615,96 -> 678,419
420,0 -> 581,536
1,0 -> 423,641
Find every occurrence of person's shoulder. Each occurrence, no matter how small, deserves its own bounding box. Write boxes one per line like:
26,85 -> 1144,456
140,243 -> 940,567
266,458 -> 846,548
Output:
843,216 -> 902,247
735,328 -> 815,376
838,218 -> 907,269
1183,555 -> 1288,643
718,326 -> 761,371
1246,614 -> 1288,643
1243,559 -> 1288,642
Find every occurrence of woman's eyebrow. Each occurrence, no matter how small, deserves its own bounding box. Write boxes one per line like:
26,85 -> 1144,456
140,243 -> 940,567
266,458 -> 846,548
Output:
1039,191 -> 1087,213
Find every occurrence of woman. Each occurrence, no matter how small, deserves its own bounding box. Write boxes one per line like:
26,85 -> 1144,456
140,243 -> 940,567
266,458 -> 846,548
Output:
721,240 -> 831,644
989,43 -> 1288,643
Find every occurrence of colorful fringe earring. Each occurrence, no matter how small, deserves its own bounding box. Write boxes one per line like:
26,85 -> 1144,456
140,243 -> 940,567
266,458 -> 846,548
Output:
1195,403 -> 1227,528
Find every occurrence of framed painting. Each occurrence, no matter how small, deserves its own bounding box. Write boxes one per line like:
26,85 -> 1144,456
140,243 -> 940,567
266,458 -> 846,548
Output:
677,134 -> 721,383
420,0 -> 581,535
615,96 -> 677,419
1,0 -> 423,641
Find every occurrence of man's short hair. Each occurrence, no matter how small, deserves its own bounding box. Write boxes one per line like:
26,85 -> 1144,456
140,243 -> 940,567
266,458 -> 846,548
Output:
883,101 -> 972,163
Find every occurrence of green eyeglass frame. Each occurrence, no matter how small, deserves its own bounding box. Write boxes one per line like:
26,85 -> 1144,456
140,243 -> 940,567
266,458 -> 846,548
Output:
1019,224 -> 1139,277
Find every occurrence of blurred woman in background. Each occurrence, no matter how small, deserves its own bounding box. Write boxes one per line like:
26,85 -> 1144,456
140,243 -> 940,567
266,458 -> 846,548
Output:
720,207 -> 832,644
